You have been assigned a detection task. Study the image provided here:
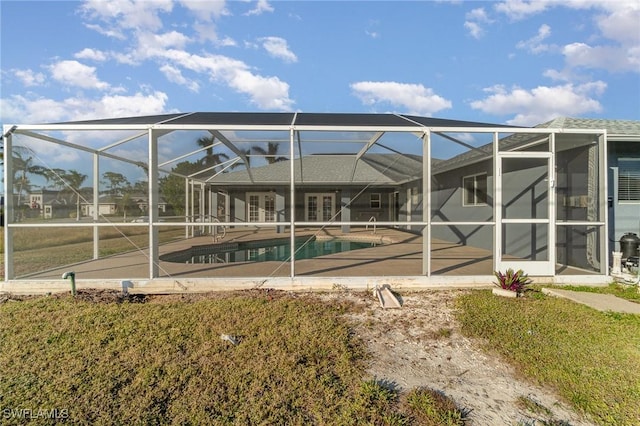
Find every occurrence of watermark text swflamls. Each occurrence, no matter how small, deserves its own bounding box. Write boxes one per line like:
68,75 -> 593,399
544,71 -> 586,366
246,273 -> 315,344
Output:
2,408 -> 69,420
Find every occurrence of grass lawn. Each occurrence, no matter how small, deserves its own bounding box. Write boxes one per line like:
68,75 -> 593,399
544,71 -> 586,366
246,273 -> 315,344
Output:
456,286 -> 640,426
0,290 -> 466,425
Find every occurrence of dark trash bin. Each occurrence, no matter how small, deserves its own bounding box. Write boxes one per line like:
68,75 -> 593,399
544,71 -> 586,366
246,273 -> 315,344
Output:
620,232 -> 640,260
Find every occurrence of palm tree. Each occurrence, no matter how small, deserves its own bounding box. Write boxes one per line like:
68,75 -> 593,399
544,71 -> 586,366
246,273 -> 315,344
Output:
252,142 -> 287,164
196,136 -> 229,170
43,168 -> 67,191
231,147 -> 252,169
62,170 -> 87,220
12,149 -> 48,206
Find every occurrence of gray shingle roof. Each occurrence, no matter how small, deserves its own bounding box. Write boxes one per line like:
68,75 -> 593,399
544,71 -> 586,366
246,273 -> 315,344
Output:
208,153 -> 422,186
536,117 -> 640,135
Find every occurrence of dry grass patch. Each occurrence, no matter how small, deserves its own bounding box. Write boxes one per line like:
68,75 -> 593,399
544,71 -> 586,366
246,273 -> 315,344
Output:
0,290 -> 469,425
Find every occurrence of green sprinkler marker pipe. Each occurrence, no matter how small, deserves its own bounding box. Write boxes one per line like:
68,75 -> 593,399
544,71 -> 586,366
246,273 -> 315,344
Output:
62,271 -> 76,296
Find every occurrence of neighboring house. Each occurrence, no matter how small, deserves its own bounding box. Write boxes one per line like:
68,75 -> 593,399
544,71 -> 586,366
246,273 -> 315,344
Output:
81,194 -> 168,217
26,191 -> 168,218
28,189 -> 73,219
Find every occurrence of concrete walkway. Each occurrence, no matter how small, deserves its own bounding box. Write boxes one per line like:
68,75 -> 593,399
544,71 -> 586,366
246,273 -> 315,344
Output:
542,288 -> 640,314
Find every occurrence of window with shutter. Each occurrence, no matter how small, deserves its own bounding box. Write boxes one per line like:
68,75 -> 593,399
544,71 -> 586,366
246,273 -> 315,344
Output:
618,159 -> 640,202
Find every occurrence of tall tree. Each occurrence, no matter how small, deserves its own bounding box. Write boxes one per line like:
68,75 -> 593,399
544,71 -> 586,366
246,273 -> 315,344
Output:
252,142 -> 287,164
43,168 -> 67,191
196,136 -> 229,170
12,149 -> 48,206
62,170 -> 87,220
231,147 -> 252,169
158,161 -> 200,216
101,171 -> 130,196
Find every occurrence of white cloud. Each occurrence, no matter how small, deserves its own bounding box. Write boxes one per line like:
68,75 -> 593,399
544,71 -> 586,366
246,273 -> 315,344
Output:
48,60 -> 111,91
0,91 -> 170,124
245,0 -> 274,16
542,68 -> 573,82
464,21 -> 484,39
470,82 -> 606,126
159,49 -> 294,110
495,1 -> 640,74
516,24 -> 554,54
136,30 -> 192,54
13,69 -> 46,87
350,81 -> 452,116
80,0 -> 173,35
365,30 -> 380,39
77,0 -> 293,110
259,37 -> 298,63
179,0 -> 229,21
83,23 -> 127,40
464,7 -> 492,39
365,19 -> 381,39
494,0 -> 552,21
563,42 -> 640,73
159,64 -> 200,92
597,2 -> 640,45
230,70 -> 293,110
75,48 -> 108,62
193,21 -> 236,46
466,7 -> 491,22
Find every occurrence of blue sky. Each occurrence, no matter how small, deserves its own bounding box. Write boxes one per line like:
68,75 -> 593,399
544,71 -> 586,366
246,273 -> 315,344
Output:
1,0 -> 639,129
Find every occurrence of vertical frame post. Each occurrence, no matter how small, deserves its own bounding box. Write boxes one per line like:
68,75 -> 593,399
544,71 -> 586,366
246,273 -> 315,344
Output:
422,131 -> 431,276
493,131 -> 500,274
3,127 -> 14,280
600,131 -> 609,274
93,153 -> 100,259
148,128 -> 159,279
289,127 -> 296,279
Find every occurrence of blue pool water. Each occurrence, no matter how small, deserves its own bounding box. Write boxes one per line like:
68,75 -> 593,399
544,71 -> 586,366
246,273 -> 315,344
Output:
160,237 -> 376,264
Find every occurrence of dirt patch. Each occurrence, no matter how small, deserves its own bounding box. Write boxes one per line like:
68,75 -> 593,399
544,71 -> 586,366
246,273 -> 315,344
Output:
329,289 -> 596,426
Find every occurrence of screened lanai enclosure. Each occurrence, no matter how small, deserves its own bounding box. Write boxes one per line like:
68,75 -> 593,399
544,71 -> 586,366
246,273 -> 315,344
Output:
2,113 -> 609,292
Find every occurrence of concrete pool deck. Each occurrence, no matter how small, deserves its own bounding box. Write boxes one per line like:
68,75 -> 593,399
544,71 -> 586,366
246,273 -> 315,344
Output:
3,227 -> 606,294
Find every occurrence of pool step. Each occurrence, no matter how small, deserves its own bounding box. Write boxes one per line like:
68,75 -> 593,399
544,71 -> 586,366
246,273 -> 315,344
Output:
374,284 -> 402,309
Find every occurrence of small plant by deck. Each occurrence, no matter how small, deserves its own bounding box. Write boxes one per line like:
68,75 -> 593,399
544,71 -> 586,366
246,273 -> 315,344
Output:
494,268 -> 532,295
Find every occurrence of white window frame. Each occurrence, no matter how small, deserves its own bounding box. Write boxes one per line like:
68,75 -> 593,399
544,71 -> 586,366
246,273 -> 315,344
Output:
370,193 -> 381,209
462,173 -> 488,207
618,158 -> 640,203
246,192 -> 276,222
304,193 -> 336,222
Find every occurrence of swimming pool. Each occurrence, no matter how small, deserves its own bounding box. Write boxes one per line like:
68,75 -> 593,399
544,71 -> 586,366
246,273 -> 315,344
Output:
160,236 -> 378,264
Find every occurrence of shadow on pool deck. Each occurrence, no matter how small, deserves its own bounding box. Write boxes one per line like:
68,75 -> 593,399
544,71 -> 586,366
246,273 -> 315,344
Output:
14,227 -> 601,284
